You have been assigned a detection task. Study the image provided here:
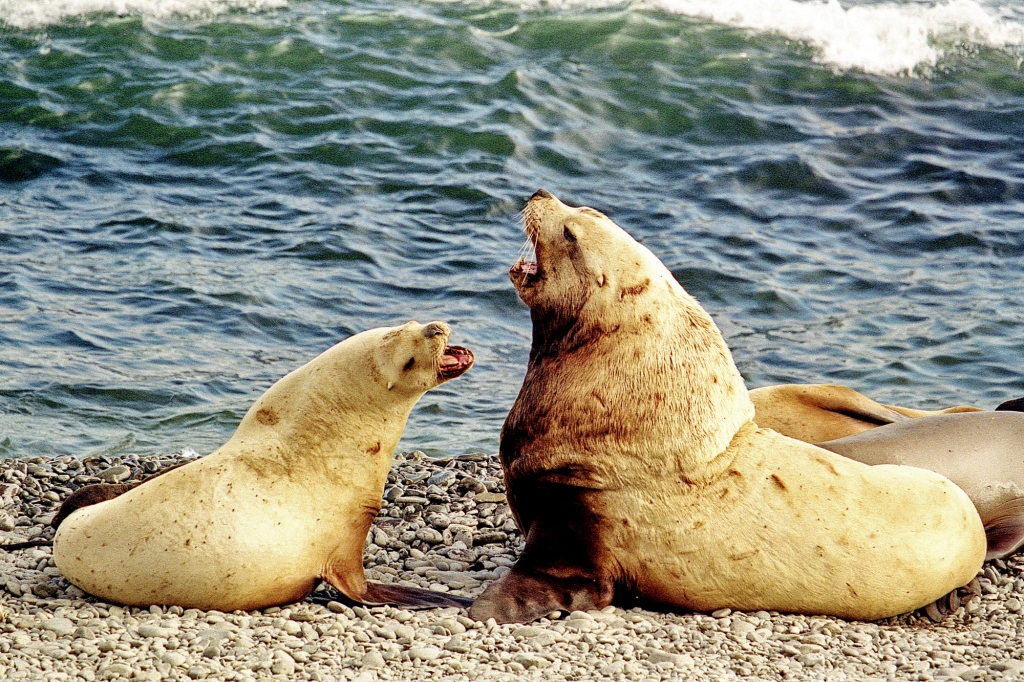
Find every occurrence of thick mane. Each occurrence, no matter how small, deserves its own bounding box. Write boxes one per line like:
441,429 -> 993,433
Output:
502,267 -> 753,490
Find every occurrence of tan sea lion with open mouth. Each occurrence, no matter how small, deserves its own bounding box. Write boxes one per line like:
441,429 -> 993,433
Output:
54,322 -> 474,611
468,190 -> 985,624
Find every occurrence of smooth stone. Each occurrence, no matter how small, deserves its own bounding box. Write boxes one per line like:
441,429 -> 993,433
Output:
427,470 -> 455,487
514,654 -> 548,669
730,620 -> 756,636
97,465 -> 131,483
444,635 -> 470,654
162,652 -> 188,666
991,660 -> 1024,673
409,646 -> 441,661
473,492 -> 506,504
645,648 -> 692,668
138,624 -> 177,638
39,617 -> 76,636
271,651 -> 296,675
362,652 -> 386,669
415,527 -> 444,544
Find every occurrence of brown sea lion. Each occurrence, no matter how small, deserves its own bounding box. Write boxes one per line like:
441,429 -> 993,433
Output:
468,190 -> 985,624
54,322 -> 474,611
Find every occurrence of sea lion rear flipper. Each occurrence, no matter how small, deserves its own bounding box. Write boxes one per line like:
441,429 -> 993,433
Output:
51,483 -> 139,529
468,567 -> 608,624
995,397 -> 1024,413
361,582 -> 473,609
307,581 -> 472,609
51,461 -> 191,530
983,498 -> 1024,560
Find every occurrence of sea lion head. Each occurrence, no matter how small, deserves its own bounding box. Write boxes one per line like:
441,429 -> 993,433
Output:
511,189 -> 671,348
503,190 -> 753,485
372,320 -> 475,398
238,321 -> 473,456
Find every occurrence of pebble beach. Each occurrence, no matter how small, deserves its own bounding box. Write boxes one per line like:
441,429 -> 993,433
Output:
2,451 -> 1024,682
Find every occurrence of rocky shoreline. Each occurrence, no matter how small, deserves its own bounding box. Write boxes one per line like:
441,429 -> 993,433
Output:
2,452 -> 1023,681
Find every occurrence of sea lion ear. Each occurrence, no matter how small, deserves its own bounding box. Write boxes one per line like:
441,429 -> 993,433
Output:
597,274 -> 606,288
983,498 -> 1024,559
387,380 -> 395,391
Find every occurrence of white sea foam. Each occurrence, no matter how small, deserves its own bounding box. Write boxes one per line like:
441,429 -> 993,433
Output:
647,0 -> 1024,74
480,0 -> 1024,74
0,0 -> 287,29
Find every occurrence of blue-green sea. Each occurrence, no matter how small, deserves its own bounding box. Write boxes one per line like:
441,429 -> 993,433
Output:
2,0 -> 1023,459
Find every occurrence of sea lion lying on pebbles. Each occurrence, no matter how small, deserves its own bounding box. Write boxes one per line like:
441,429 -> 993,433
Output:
750,385 -> 1024,560
469,190 -> 985,624
749,383 -> 983,444
53,322 -> 474,611
818,412 -> 1024,560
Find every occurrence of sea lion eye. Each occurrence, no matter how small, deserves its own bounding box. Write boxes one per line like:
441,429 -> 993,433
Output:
563,225 -> 577,242
403,358 -> 415,371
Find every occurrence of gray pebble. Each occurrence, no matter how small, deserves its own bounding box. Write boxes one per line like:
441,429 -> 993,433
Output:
40,617 -> 76,636
362,651 -> 386,669
97,464 -> 131,483
409,646 -> 441,661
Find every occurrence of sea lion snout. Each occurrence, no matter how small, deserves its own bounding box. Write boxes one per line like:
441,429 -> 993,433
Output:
422,321 -> 449,339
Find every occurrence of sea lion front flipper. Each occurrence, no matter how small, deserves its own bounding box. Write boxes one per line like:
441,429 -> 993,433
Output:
51,483 -> 139,529
468,567 -> 608,624
983,498 -> 1024,559
320,513 -> 471,609
995,397 -> 1024,413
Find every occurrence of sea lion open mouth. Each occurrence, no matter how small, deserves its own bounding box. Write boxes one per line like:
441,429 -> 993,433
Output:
510,198 -> 542,288
510,257 -> 538,287
438,345 -> 474,380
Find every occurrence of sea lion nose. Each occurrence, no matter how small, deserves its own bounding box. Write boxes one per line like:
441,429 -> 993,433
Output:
422,322 -> 449,339
531,188 -> 554,200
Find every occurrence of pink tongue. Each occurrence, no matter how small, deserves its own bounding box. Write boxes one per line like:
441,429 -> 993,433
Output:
523,262 -> 537,274
440,354 -> 460,368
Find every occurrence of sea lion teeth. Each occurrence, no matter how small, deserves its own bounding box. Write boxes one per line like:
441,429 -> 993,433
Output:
469,191 -> 986,625
53,321 -> 473,612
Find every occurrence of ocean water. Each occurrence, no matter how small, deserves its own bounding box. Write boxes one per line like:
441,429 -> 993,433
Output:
1,0 -> 1023,460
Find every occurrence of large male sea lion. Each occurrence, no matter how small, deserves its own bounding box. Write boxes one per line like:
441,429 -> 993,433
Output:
468,190 -> 985,624
54,322 -> 474,611
817,412 -> 1024,560
749,384 -> 983,444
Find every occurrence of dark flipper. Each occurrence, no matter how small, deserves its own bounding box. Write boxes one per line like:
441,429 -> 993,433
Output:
51,461 -> 190,530
51,483 -> 139,529
995,397 -> 1024,413
468,483 -> 616,624
0,536 -> 53,552
307,582 -> 473,610
983,498 -> 1024,560
468,567 -> 609,624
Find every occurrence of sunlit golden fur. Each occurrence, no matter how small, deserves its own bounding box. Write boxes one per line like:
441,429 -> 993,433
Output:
55,322 -> 468,611
505,196 -> 753,491
750,383 -> 983,443
476,192 -> 986,623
